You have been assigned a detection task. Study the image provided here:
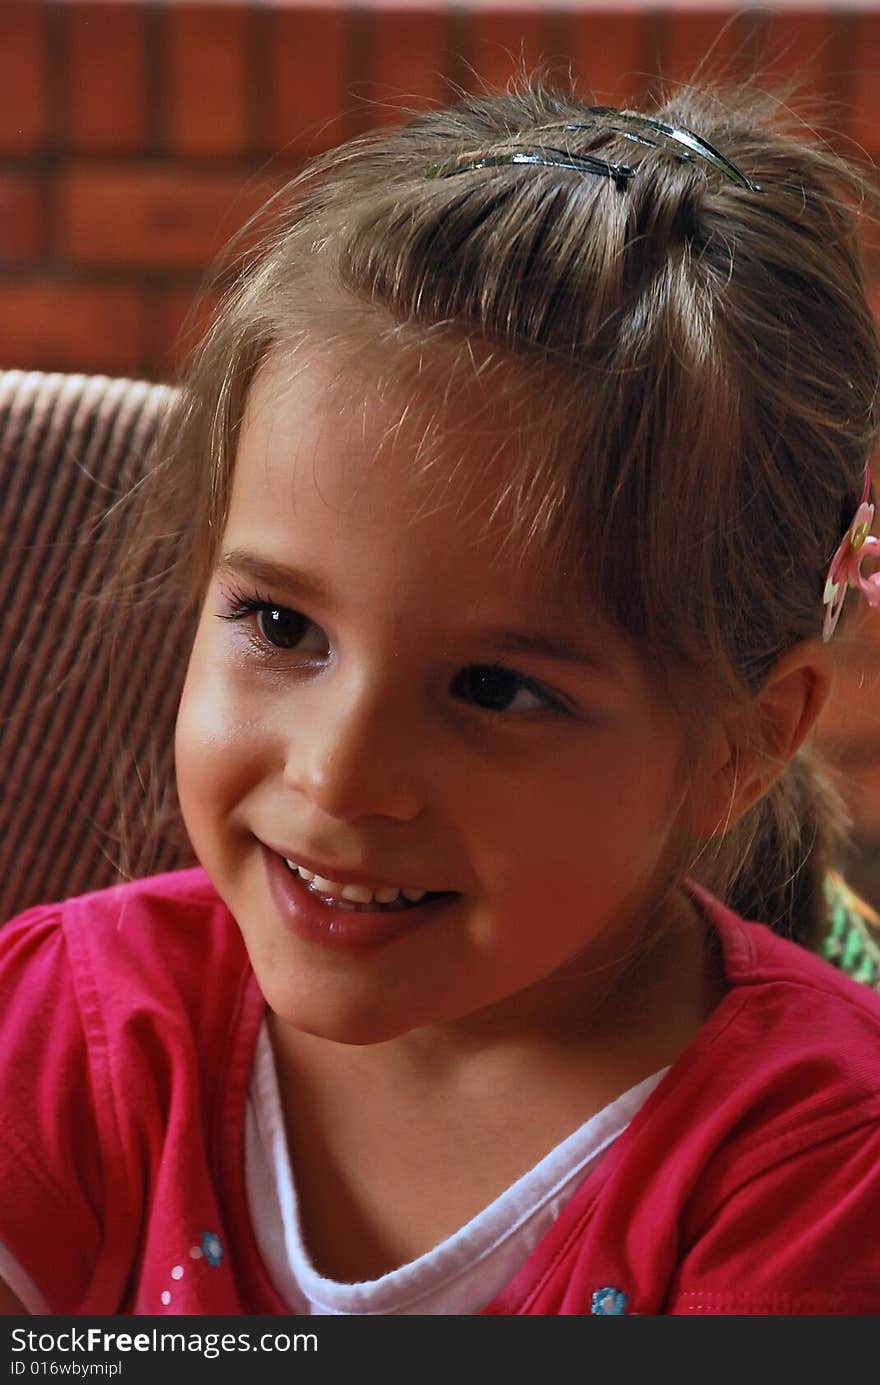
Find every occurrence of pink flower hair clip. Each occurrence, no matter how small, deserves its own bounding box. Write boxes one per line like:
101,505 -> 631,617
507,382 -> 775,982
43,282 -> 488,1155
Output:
822,470 -> 880,642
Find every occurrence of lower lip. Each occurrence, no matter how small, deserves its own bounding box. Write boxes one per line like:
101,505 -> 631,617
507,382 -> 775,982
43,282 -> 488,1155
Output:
262,845 -> 457,954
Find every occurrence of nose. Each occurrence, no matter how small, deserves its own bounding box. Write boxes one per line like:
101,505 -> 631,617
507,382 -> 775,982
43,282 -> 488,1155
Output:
282,670 -> 427,824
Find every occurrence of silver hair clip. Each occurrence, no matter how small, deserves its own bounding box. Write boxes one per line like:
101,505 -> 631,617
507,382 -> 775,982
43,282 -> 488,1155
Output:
559,107 -> 763,193
426,148 -> 635,191
428,108 -> 762,195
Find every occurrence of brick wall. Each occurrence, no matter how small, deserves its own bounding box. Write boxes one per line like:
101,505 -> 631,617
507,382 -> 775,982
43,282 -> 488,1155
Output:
2,1 -> 880,897
2,3 -> 877,380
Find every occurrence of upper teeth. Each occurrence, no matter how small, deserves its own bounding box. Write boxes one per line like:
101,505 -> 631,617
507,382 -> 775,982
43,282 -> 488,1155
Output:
284,860 -> 427,906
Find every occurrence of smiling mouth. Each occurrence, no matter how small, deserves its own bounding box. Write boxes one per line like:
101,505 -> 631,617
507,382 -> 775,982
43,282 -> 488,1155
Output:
279,856 -> 455,913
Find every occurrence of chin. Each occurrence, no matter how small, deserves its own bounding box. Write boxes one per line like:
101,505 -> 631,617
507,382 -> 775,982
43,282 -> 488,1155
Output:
281,1011 -> 419,1049
263,984 -> 419,1048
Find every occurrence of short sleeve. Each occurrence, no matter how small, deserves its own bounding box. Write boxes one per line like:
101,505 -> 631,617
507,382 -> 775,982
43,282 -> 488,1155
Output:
666,1110 -> 880,1314
0,904 -> 107,1312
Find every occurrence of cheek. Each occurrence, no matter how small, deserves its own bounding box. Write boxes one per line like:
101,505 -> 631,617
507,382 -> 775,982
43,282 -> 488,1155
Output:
174,643 -> 262,825
487,735 -> 686,888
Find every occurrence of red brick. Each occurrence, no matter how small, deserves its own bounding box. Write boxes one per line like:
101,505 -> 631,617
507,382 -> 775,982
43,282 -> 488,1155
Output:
0,2 -> 46,154
271,7 -> 351,156
167,3 -> 249,156
468,9 -> 551,95
851,11 -> 880,160
145,284 -> 223,378
59,167 -> 280,270
365,10 -> 450,126
0,279 -> 144,375
752,11 -> 834,93
569,12 -> 648,108
64,3 -> 148,154
656,8 -> 759,91
0,173 -> 43,263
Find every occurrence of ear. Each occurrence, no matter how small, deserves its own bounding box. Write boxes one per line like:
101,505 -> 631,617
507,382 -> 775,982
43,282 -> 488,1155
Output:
689,641 -> 834,839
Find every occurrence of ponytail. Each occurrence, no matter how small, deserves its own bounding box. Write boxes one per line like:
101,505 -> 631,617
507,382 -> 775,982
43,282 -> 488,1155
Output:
694,746 -> 850,945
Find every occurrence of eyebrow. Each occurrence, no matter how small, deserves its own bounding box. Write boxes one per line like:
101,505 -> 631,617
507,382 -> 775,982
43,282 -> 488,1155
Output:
218,550 -> 334,605
217,550 -> 615,676
482,629 -> 614,675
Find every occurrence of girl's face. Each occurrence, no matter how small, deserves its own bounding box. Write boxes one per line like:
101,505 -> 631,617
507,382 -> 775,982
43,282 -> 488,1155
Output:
175,348 -> 701,1046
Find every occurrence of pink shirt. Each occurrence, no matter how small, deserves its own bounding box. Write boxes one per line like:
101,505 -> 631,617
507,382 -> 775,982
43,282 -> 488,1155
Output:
1,868 -> 879,1315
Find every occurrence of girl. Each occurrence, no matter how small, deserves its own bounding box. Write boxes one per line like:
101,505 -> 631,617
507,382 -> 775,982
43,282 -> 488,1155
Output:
2,74 -> 880,1316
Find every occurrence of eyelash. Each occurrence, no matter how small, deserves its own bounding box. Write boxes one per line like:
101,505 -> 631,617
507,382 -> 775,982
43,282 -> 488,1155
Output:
216,585 -> 567,718
219,587 -> 319,655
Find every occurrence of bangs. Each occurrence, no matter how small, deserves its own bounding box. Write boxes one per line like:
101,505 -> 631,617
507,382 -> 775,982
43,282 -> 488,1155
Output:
264,308 -> 742,714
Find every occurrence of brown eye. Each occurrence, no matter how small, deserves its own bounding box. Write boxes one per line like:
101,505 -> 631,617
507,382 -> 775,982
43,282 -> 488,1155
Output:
450,664 -> 552,713
256,606 -> 312,649
217,587 -> 328,658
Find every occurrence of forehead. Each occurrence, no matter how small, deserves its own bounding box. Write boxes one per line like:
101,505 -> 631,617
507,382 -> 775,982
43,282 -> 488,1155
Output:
223,344 -> 668,695
231,345 -> 575,609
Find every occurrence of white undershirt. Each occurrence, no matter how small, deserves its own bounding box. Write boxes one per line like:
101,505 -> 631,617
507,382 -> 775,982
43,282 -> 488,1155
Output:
246,1022 -> 666,1314
0,1022 -> 665,1315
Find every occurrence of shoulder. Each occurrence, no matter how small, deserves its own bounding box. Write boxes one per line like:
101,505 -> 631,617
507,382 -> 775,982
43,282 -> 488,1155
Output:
1,864 -> 227,939
1,866 -> 247,1005
513,892 -> 880,1315
612,888 -> 880,1221
0,869 -> 260,1314
664,888 -> 880,1175
660,894 -> 880,1311
692,881 -> 880,1055
0,867 -> 252,1090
